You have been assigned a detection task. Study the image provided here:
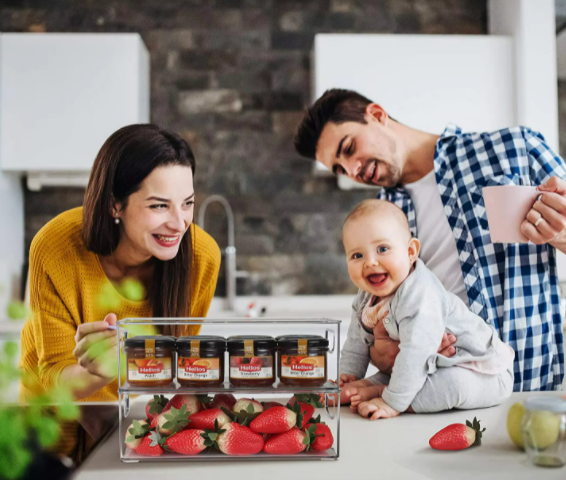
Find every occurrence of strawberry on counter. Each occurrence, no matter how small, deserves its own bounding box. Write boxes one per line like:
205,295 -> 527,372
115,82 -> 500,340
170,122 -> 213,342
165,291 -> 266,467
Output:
429,417 -> 486,451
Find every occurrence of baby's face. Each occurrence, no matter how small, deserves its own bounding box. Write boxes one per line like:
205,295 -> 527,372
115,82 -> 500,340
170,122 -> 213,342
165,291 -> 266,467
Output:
343,211 -> 419,298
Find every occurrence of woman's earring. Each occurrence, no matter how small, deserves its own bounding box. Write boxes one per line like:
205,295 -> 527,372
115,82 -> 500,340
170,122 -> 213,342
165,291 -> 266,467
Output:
114,214 -> 120,225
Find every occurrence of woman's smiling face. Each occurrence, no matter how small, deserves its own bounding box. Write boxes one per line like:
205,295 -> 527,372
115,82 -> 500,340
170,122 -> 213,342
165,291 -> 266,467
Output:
114,164 -> 195,262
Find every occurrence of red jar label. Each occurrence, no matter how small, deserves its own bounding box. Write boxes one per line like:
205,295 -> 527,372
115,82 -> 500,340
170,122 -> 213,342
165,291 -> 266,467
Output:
281,355 -> 325,379
128,357 -> 172,381
178,357 -> 220,381
229,356 -> 273,380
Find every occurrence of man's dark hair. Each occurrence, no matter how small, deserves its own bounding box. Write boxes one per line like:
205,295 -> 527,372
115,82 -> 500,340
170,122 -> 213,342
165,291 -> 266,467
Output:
294,89 -> 374,160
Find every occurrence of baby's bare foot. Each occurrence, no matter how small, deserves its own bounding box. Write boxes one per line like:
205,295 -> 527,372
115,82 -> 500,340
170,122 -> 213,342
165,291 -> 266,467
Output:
349,384 -> 386,408
358,397 -> 400,420
340,379 -> 373,404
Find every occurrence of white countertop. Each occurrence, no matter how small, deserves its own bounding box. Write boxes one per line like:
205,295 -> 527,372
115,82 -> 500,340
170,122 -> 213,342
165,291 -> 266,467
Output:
75,392 -> 566,480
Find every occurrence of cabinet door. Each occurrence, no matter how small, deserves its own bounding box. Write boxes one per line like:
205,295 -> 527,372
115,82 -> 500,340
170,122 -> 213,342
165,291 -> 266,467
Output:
0,33 -> 149,173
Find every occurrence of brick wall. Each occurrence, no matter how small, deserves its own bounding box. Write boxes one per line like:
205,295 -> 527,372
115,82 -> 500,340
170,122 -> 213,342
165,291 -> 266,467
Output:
3,0 -> 488,296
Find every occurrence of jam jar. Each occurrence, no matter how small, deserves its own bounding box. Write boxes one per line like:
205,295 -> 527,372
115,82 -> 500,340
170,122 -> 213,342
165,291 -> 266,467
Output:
227,336 -> 276,387
176,336 -> 226,387
125,336 -> 176,387
278,335 -> 329,386
521,396 -> 566,467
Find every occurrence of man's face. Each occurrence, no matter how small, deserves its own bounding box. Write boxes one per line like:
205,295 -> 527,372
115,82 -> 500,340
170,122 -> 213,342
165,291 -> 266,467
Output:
316,112 -> 402,188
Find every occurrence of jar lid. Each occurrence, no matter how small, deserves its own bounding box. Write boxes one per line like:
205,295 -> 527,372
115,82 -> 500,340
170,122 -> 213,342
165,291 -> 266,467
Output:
124,336 -> 176,349
524,396 -> 566,413
227,335 -> 276,351
277,335 -> 329,350
177,336 -> 226,350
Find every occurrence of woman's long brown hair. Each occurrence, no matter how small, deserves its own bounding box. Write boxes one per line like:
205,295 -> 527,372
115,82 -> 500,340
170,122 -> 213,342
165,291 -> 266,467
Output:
82,124 -> 195,337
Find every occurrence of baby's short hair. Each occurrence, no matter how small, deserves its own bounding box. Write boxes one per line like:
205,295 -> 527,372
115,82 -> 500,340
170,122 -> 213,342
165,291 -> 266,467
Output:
343,199 -> 411,237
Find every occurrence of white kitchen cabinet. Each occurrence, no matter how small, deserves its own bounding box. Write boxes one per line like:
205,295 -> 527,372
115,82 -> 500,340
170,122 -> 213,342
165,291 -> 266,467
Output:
0,33 -> 149,182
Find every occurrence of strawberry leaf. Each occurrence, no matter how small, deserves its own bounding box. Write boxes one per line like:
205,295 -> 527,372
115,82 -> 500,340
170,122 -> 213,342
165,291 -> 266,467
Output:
309,414 -> 325,425
127,419 -> 150,441
148,430 -> 162,447
292,393 -> 324,408
197,394 -> 213,405
287,402 -> 304,429
148,395 -> 168,415
303,424 -> 318,449
201,419 -> 226,450
466,417 -> 486,445
162,405 -> 190,434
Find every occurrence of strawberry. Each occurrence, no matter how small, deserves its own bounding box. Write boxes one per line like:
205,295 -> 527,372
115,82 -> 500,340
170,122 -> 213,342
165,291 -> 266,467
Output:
188,408 -> 232,430
135,432 -> 164,456
250,406 -> 297,434
145,394 -> 168,422
216,422 -> 264,455
211,394 -> 237,411
287,393 -> 324,411
150,405 -> 190,435
429,417 -> 485,451
163,429 -> 208,455
233,398 -> 263,414
305,422 -> 334,451
263,426 -> 316,454
287,401 -> 315,429
250,357 -> 264,367
163,394 -> 204,415
125,420 -> 150,450
262,401 -> 285,410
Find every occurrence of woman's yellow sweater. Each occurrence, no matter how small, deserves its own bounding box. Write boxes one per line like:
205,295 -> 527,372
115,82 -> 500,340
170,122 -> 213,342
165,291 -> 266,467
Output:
19,207 -> 221,402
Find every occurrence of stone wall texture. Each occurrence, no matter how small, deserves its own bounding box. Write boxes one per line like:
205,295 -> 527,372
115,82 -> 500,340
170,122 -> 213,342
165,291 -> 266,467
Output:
2,0 -> 488,296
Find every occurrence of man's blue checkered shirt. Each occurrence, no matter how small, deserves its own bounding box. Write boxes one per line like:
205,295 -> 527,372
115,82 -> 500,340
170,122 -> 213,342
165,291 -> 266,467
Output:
377,124 -> 565,391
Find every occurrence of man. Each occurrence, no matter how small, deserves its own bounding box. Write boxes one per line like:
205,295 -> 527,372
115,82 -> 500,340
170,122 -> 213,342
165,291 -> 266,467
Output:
295,89 -> 565,391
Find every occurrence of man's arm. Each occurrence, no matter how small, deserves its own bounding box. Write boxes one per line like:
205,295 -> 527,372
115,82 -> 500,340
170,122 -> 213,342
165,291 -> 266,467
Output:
519,129 -> 566,251
370,325 -> 457,374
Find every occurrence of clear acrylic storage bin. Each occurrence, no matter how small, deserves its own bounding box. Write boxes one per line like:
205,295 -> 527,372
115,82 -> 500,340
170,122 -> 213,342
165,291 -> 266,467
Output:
117,318 -> 341,462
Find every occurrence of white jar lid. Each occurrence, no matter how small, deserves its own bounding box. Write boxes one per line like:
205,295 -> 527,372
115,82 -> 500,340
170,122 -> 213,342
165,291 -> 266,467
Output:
524,396 -> 566,413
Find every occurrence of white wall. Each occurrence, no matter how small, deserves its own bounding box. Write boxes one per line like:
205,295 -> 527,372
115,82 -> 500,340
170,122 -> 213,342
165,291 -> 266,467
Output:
314,33 -> 516,191
0,34 -> 24,319
488,0 -> 558,151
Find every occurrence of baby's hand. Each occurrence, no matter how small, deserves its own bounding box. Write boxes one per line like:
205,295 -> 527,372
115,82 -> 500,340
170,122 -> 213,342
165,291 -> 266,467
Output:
357,397 -> 400,421
339,373 -> 358,387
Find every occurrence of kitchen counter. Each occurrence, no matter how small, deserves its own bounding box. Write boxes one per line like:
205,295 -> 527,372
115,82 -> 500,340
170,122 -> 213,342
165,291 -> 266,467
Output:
75,392 -> 565,480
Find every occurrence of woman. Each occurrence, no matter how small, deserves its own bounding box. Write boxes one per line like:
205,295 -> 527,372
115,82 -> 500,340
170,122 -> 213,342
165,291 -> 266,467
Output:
19,125 -> 221,401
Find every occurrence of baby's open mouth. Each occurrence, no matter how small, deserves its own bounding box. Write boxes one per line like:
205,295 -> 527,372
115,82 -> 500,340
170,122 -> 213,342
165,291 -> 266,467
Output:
366,273 -> 388,286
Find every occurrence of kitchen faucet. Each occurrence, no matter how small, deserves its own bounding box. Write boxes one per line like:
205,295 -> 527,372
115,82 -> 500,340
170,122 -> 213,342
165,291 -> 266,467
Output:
197,195 -> 248,311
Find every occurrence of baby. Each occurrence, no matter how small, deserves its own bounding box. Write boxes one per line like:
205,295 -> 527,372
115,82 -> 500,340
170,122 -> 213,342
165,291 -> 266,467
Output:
340,199 -> 514,420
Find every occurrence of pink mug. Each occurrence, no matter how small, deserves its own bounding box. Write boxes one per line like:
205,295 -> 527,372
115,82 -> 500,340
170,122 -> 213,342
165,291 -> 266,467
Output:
482,185 -> 540,243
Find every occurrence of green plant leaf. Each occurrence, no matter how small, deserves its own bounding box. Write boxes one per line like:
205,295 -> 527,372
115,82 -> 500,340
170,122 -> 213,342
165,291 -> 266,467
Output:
34,416 -> 60,448
97,283 -> 122,310
6,301 -> 27,321
0,443 -> 31,479
118,278 -> 145,302
3,341 -> 19,358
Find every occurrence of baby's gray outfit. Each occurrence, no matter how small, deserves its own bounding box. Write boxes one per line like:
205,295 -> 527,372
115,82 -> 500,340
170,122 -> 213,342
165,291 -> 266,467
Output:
342,259 -> 514,413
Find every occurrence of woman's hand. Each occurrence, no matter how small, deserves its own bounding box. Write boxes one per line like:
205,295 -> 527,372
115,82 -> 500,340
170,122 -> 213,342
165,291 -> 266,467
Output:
370,320 -> 457,374
72,313 -> 118,380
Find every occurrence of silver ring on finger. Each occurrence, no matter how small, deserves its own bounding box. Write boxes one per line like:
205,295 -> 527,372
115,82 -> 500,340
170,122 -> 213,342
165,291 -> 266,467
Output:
535,217 -> 543,228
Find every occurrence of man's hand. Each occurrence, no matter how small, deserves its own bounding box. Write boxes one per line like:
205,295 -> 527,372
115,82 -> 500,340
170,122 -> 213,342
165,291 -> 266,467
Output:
522,177 -> 566,252
339,373 -> 358,388
370,319 -> 457,374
